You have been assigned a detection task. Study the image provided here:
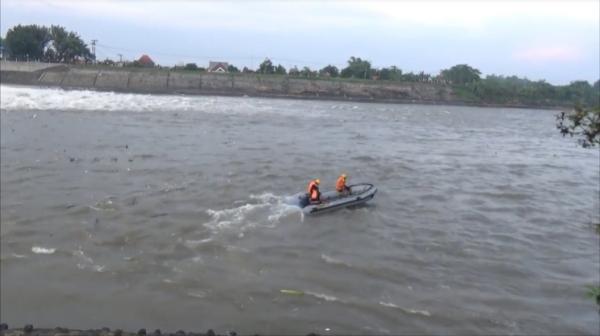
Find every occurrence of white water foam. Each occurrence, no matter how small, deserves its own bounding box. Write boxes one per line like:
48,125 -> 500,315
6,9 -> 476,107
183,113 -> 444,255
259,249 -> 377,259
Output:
1,85 -> 203,113
31,246 -> 56,254
305,291 -> 342,302
320,254 -> 352,267
73,248 -> 106,272
0,85 -> 332,119
182,237 -> 213,248
379,301 -> 431,316
187,290 -> 208,298
202,192 -> 302,236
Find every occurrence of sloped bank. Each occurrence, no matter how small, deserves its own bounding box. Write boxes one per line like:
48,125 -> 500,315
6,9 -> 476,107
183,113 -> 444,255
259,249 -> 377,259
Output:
0,61 -> 458,105
0,61 -> 559,109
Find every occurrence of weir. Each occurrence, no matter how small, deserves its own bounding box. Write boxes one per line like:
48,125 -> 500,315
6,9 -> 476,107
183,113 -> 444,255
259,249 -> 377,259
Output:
0,61 -> 456,105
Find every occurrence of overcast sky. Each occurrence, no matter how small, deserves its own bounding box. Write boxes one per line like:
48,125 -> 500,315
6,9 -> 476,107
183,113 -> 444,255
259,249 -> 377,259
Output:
1,0 -> 598,84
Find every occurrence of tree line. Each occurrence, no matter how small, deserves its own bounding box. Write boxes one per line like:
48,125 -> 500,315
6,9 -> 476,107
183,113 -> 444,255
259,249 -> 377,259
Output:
239,58 -> 598,108
1,24 -> 93,63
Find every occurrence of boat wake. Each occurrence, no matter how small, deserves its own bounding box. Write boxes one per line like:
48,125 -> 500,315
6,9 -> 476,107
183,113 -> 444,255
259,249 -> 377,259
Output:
202,193 -> 303,237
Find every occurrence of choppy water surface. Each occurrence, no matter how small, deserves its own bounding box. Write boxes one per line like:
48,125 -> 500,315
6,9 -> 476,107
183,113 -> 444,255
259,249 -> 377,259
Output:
1,85 -> 599,334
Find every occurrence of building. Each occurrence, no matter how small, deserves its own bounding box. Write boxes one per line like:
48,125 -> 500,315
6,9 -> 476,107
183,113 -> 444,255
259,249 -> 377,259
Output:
207,61 -> 228,73
138,54 -> 155,67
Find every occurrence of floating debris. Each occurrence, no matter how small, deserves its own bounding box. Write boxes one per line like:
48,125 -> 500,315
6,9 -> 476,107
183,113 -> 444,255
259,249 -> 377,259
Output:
280,289 -> 304,296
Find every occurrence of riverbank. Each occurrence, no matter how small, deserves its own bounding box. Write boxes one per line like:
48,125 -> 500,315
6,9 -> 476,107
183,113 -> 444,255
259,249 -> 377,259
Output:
0,325 -> 284,336
0,61 -> 564,109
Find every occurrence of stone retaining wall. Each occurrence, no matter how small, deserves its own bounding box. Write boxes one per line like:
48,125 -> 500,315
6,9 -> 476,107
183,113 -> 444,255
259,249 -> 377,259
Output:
0,61 -> 456,104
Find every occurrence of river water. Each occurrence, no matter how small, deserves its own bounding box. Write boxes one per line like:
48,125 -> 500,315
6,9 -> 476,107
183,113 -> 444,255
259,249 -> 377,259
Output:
1,84 -> 598,334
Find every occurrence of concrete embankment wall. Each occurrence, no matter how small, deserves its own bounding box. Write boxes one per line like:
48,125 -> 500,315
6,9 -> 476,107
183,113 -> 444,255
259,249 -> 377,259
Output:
0,61 -> 456,104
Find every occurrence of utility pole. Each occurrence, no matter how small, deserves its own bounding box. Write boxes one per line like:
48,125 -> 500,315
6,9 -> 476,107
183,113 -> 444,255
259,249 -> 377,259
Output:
91,39 -> 97,63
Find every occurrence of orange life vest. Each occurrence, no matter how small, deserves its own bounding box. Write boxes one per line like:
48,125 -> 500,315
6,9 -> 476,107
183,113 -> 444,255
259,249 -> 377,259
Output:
336,176 -> 347,192
307,180 -> 320,201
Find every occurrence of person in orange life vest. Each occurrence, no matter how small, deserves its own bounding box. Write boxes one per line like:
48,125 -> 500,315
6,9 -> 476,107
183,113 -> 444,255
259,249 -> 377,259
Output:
307,179 -> 321,204
336,173 -> 351,195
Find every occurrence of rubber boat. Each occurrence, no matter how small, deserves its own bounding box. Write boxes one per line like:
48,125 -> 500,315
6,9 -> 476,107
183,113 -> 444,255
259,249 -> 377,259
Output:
297,183 -> 377,214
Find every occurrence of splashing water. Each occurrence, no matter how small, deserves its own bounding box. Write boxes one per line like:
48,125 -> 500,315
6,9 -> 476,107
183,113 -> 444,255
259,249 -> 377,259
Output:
202,193 -> 303,236
0,85 -> 333,119
31,246 -> 56,254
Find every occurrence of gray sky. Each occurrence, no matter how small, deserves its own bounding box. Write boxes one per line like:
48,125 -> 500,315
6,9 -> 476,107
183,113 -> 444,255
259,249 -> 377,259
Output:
1,0 -> 598,84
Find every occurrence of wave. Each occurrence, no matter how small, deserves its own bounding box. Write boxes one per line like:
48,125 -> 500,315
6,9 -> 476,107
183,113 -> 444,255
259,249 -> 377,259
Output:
31,246 -> 56,254
183,237 -> 213,248
201,192 -> 303,237
187,290 -> 208,299
379,301 -> 431,316
73,248 -> 106,272
320,254 -> 352,267
305,291 -> 342,302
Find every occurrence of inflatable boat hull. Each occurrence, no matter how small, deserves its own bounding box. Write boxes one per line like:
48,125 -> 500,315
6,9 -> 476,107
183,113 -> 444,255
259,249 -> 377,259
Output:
297,183 -> 377,214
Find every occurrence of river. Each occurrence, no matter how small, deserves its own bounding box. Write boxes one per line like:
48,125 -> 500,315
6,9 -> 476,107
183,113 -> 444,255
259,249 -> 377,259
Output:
1,84 -> 598,334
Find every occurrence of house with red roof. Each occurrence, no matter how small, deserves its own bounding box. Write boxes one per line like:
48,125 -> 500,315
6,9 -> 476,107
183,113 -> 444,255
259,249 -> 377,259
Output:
138,54 -> 155,67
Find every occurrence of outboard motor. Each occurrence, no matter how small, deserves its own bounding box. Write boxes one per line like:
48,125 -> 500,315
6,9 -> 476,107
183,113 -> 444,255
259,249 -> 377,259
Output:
298,193 -> 310,208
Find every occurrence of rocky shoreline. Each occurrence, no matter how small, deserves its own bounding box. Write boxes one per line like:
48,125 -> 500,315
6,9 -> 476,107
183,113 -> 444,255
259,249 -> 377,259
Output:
0,325 -> 321,336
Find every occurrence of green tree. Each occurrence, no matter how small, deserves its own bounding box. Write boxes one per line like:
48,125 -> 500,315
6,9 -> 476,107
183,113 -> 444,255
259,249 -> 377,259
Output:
47,25 -> 92,62
4,24 -> 51,60
227,64 -> 240,73
319,65 -> 339,77
556,105 -> 600,148
1,36 -> 5,59
379,66 -> 402,80
441,64 -> 481,84
341,56 -> 372,79
563,80 -> 595,105
184,63 -> 198,70
300,66 -> 316,78
288,66 -> 300,76
258,58 -> 275,74
401,71 -> 420,82
275,64 -> 287,75
466,75 -> 598,107
418,71 -> 431,82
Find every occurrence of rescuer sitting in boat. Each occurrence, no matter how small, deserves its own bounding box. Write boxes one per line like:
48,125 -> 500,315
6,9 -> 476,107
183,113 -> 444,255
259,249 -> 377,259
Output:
336,173 -> 351,195
307,179 -> 321,204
